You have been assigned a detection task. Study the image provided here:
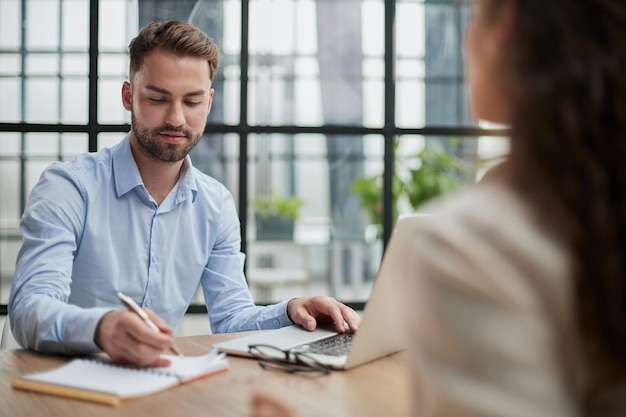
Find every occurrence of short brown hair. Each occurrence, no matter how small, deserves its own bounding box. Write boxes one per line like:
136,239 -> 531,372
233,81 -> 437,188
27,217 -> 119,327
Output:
128,20 -> 220,81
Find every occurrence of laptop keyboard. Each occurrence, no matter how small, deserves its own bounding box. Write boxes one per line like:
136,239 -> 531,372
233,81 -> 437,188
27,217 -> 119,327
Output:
292,333 -> 354,357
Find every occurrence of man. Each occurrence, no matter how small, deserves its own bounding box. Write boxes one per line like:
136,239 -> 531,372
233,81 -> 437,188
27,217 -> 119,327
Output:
9,20 -> 360,367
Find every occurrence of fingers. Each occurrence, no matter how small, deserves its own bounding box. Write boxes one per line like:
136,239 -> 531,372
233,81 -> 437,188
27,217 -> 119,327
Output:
326,302 -> 361,333
287,298 -> 317,331
323,301 -> 348,333
144,308 -> 174,335
95,310 -> 174,367
287,296 -> 362,334
340,304 -> 362,333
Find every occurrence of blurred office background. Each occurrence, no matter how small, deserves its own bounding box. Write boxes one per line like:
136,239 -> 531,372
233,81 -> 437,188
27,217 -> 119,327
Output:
0,0 -> 508,334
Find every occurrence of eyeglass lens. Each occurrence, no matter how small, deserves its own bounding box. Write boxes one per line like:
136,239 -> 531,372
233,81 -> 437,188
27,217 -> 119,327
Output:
249,344 -> 331,374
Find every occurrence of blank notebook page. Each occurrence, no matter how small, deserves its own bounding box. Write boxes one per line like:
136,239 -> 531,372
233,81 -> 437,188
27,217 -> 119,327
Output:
21,359 -> 179,397
17,348 -> 228,398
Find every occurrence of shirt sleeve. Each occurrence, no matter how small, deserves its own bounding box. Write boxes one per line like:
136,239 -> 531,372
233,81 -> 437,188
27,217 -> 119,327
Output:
405,197 -> 580,417
9,163 -> 111,354
198,186 -> 292,333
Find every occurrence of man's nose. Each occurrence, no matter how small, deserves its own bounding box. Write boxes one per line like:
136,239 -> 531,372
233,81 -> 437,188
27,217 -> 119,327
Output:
165,102 -> 185,127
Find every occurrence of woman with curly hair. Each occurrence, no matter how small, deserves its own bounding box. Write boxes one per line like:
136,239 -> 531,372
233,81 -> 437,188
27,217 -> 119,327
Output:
408,0 -> 626,415
252,1 -> 626,415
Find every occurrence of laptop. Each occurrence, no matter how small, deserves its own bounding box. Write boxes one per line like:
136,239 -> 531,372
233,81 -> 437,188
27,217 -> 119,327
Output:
215,214 -> 427,370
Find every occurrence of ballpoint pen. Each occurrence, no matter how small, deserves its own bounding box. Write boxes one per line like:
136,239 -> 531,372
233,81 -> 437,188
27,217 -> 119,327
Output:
116,292 -> 184,357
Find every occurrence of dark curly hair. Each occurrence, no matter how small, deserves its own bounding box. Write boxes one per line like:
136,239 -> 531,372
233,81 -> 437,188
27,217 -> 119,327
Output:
500,0 -> 626,399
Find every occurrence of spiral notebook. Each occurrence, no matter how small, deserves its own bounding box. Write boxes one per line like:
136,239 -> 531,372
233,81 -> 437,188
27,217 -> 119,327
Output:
12,347 -> 228,406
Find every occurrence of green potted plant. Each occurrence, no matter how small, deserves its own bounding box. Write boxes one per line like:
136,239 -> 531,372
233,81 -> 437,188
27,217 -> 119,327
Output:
350,138 -> 467,229
402,139 -> 467,210
250,191 -> 304,240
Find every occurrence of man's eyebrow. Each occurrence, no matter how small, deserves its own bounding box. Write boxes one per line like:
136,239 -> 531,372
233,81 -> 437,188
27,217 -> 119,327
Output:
145,85 -> 206,97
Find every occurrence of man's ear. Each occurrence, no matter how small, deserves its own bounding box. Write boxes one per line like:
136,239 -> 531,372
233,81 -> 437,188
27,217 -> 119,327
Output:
206,88 -> 215,116
121,81 -> 132,111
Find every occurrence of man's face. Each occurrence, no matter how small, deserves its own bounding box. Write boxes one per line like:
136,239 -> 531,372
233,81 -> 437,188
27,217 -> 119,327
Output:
122,49 -> 214,163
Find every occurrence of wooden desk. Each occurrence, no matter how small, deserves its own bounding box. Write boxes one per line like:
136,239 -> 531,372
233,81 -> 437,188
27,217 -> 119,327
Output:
0,332 -> 411,417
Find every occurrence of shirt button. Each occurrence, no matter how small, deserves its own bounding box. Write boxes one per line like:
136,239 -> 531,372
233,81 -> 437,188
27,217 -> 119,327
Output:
274,319 -> 280,327
151,255 -> 158,263
145,300 -> 151,307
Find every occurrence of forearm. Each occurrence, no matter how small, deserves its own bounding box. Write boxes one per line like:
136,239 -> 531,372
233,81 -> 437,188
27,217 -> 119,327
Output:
209,299 -> 291,333
10,291 -> 112,354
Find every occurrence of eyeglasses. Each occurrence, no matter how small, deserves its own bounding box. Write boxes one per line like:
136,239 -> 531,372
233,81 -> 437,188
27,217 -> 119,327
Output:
248,344 -> 332,375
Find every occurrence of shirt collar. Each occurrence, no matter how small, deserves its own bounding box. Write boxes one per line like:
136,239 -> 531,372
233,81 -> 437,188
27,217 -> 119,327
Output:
112,134 -> 144,198
177,156 -> 199,203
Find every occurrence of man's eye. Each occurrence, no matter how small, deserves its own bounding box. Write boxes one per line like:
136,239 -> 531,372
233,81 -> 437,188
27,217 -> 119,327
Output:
186,101 -> 201,106
149,97 -> 166,103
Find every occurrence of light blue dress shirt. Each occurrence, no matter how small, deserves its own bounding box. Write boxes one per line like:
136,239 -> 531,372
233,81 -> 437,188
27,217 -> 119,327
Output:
9,134 -> 291,354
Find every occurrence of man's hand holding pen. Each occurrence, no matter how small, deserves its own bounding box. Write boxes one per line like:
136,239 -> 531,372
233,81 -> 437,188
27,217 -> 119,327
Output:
116,292 -> 183,357
94,302 -> 178,368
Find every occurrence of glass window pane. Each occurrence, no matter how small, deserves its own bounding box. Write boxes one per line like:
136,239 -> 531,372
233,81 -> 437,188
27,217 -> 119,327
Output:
98,132 -> 127,150
362,1 -> 384,57
395,0 -> 474,128
26,0 -> 60,50
396,2 -> 425,57
396,77 -> 425,126
99,0 -> 137,51
25,133 -> 61,157
248,0 -> 369,127
0,159 -> 21,219
99,54 -> 128,78
98,52 -> 129,123
0,0 -> 21,49
222,0 -> 242,55
0,79 -> 22,122
0,133 -> 21,157
247,133 -> 379,303
295,0 -> 316,54
189,133 -> 240,198
0,157 -> 21,306
62,78 -> 88,124
62,54 -> 89,77
0,133 -> 21,294
353,135 -> 385,228
423,2 -> 465,78
26,53 -> 59,76
222,65 -> 241,125
62,0 -> 89,50
294,63 -> 323,126
25,79 -> 59,123
0,238 -> 21,304
423,81 -> 468,125
0,54 -> 22,75
61,133 -> 89,158
363,77 -> 384,128
98,79 -> 128,124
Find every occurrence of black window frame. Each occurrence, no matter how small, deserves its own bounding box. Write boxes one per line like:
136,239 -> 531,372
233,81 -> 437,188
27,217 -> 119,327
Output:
0,0 -> 508,315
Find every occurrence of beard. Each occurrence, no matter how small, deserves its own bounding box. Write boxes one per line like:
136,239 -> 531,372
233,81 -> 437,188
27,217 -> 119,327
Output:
131,112 -> 202,163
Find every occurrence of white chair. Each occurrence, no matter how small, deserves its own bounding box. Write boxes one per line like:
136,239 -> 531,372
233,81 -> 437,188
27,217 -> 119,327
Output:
1,316 -> 20,349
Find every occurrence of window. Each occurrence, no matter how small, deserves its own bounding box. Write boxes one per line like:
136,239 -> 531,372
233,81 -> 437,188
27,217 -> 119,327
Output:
0,0 -> 508,313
